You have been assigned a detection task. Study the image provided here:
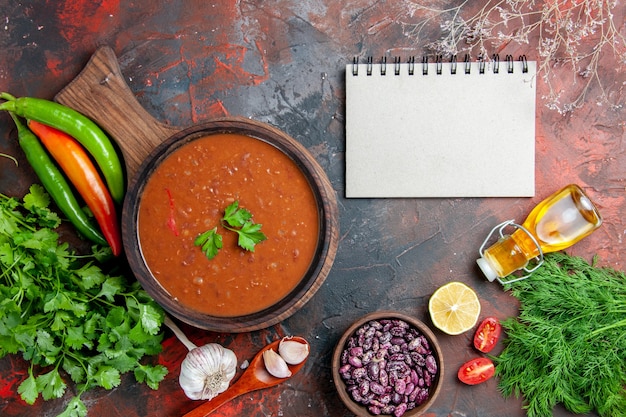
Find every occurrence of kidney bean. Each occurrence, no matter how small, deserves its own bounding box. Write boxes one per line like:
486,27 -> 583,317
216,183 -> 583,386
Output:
414,388 -> 429,405
339,364 -> 352,375
404,353 -> 413,367
394,403 -> 408,416
349,387 -> 363,403
423,371 -> 431,387
363,337 -> 373,351
416,336 -> 430,354
370,399 -> 385,408
339,318 -> 439,415
370,381 -> 385,395
370,320 -> 383,329
349,355 -> 363,368
379,393 -> 392,404
410,352 -> 426,367
359,380 -> 370,396
388,370 -> 398,387
388,361 -> 408,374
350,346 -> 363,357
369,405 -> 382,415
426,354 -> 438,375
352,367 -> 367,380
390,326 -> 405,337
368,362 -> 380,380
362,349 -> 374,364
371,337 -> 380,352
379,331 -> 392,344
379,368 -> 389,386
395,319 -> 410,329
407,337 -> 421,351
391,391 -> 403,405
394,378 -> 406,395
410,369 -> 418,385
390,336 -> 405,346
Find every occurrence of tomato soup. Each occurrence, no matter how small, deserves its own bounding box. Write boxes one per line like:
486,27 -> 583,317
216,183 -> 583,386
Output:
137,133 -> 320,317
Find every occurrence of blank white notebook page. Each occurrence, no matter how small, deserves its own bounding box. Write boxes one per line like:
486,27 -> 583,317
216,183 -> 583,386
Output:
345,58 -> 537,198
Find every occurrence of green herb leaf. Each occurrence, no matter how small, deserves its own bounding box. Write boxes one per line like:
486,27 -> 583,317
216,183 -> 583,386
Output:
56,396 -> 88,417
194,227 -> 222,260
23,184 -> 60,229
93,366 -> 121,390
0,187 -> 167,415
139,303 -> 162,336
134,363 -> 169,390
234,221 -> 267,251
17,374 -> 38,405
195,200 -> 267,260
222,200 -> 252,227
36,368 -> 67,400
96,276 -> 124,301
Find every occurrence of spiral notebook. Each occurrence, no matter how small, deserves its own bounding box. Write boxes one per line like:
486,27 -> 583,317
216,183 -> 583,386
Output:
345,55 -> 537,198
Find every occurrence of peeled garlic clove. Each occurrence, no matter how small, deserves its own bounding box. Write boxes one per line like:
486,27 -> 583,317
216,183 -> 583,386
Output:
278,336 -> 310,365
179,343 -> 237,401
263,348 -> 292,378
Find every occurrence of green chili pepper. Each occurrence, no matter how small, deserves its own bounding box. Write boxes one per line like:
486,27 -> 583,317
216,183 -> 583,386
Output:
7,112 -> 108,247
0,93 -> 125,204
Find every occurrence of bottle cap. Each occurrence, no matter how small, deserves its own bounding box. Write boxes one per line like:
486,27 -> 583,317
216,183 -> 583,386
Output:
476,257 -> 498,282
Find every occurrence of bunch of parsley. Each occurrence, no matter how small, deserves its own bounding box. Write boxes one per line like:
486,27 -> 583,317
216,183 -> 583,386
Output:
495,252 -> 626,417
0,185 -> 168,417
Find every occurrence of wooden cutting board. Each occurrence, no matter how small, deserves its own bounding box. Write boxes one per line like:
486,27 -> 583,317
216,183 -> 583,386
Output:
55,46 -> 182,182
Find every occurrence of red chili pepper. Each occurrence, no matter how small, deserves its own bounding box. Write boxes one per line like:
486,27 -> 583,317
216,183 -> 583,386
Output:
27,120 -> 122,256
165,188 -> 179,236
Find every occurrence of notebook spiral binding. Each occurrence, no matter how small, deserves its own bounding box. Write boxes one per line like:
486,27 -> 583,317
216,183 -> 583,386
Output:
351,54 -> 528,76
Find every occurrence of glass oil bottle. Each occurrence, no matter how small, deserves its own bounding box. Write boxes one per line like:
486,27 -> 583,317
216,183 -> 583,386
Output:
476,184 -> 602,284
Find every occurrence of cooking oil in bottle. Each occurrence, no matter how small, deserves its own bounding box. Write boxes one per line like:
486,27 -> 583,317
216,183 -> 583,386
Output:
476,184 -> 602,284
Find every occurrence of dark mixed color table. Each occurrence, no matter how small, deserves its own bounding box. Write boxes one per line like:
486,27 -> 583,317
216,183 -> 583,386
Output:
1,2 -> 624,416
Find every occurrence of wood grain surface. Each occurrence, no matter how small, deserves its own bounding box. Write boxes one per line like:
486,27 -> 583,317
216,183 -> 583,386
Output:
54,46 -> 181,182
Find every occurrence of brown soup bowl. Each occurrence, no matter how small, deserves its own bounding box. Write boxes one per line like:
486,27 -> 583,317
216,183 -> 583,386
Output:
332,311 -> 444,416
122,118 -> 338,332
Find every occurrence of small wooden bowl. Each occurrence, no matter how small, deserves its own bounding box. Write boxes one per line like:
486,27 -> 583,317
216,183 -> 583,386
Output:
122,118 -> 339,332
332,311 -> 444,417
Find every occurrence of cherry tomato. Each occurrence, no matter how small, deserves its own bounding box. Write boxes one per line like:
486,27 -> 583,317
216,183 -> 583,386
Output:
458,357 -> 495,385
473,316 -> 501,353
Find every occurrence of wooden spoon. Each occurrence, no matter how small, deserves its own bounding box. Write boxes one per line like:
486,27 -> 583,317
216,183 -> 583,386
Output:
182,337 -> 309,417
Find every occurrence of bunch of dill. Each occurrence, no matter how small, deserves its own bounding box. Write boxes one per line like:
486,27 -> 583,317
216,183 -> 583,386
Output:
494,252 -> 626,417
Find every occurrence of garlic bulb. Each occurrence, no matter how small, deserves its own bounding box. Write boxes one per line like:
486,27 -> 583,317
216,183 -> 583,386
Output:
278,336 -> 309,365
262,348 -> 292,378
179,343 -> 237,400
164,315 -> 237,401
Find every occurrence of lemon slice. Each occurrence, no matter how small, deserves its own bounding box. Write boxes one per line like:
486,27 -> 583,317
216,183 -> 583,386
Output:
428,281 -> 481,335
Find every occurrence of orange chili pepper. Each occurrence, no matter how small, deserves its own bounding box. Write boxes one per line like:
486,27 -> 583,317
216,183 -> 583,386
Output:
27,120 -> 122,256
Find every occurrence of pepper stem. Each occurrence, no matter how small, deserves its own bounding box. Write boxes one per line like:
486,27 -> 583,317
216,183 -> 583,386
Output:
0,92 -> 16,101
163,315 -> 198,351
